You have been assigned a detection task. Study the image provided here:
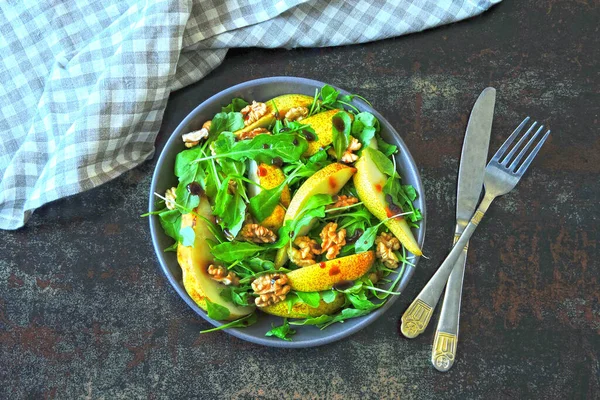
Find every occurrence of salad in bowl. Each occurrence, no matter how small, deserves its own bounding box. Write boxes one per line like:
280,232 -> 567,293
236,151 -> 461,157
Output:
149,82 -> 423,342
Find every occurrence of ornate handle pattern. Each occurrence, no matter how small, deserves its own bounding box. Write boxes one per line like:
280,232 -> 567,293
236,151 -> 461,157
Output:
432,331 -> 457,371
400,299 -> 433,338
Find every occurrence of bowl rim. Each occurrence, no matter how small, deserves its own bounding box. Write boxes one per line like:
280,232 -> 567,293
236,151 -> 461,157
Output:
149,76 -> 426,348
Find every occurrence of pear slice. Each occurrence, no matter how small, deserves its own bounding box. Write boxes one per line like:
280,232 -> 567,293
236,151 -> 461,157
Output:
247,160 -> 291,231
286,251 -> 375,292
261,293 -> 345,318
274,163 -> 356,267
177,196 -> 255,320
234,94 -> 314,137
353,151 -> 422,256
300,109 -> 354,157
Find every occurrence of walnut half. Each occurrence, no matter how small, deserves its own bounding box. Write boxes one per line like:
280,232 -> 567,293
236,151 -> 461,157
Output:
251,273 -> 291,307
375,232 -> 401,268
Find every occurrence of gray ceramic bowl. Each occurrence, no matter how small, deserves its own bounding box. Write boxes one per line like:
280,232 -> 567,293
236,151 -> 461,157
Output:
149,77 -> 426,348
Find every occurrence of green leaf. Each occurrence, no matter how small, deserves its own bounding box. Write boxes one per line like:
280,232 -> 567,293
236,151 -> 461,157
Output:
351,112 -> 379,148
289,314 -> 333,326
365,147 -> 394,176
212,176 -> 246,238
174,147 -> 203,178
331,111 -> 351,160
179,226 -> 195,247
211,132 -> 308,164
175,164 -> 206,210
209,112 -> 245,138
346,293 -> 380,311
211,241 -> 263,263
205,299 -> 231,320
247,258 -> 276,273
321,85 -> 340,104
249,184 -> 285,222
376,136 -> 397,156
318,308 -> 373,329
200,312 -> 258,333
265,319 -> 296,341
402,185 -> 417,202
297,292 -> 321,308
321,290 -> 338,304
158,209 -> 181,243
354,224 -> 381,253
221,98 -> 249,113
284,292 -> 300,313
283,150 -> 331,186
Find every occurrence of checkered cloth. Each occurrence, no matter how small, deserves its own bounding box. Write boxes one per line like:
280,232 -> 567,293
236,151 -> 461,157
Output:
0,0 -> 500,229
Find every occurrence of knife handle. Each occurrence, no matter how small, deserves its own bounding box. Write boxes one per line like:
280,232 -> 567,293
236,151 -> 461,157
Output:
432,234 -> 467,372
401,192 -> 494,339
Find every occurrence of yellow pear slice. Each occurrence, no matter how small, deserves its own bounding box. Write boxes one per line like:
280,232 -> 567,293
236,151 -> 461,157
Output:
177,197 -> 255,320
353,151 -> 422,256
234,94 -> 314,137
261,293 -> 345,318
274,163 -> 357,267
301,109 -> 354,157
247,160 -> 291,231
286,251 -> 375,292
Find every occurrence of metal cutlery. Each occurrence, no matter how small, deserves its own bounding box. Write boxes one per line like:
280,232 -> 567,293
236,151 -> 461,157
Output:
401,117 -> 551,343
432,88 -> 496,371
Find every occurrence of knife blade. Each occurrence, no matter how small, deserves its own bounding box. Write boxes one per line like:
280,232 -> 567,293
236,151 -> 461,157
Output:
431,87 -> 495,371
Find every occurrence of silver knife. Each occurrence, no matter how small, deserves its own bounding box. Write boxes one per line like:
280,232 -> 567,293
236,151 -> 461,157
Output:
431,88 -> 495,371
401,88 -> 495,341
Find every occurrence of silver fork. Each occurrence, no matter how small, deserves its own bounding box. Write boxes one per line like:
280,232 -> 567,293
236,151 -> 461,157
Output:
401,117 -> 551,340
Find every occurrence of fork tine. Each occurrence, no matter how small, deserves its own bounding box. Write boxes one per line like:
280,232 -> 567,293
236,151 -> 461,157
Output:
515,130 -> 551,176
492,117 -> 531,161
501,121 -> 538,165
508,125 -> 544,170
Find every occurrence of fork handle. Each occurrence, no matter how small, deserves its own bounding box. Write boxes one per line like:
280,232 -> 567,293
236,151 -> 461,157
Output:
431,234 -> 467,372
401,192 -> 495,339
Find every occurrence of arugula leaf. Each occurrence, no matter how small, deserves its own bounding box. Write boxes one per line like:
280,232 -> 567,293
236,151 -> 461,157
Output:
249,184 -> 285,222
284,292 -> 300,313
158,209 -> 182,244
212,176 -> 246,237
265,319 -> 296,341
346,293 -> 380,311
332,111 -> 351,160
321,85 -> 340,104
287,194 -> 334,242
175,165 -> 206,210
221,98 -> 249,113
375,135 -> 398,156
402,185 -> 417,202
174,147 -> 203,178
283,150 -> 331,186
365,147 -> 394,176
209,112 -> 245,138
221,286 -> 252,307
321,290 -> 338,304
289,314 -> 333,326
247,258 -> 276,273
211,241 -> 263,263
205,299 -> 231,320
351,112 -> 379,148
354,223 -> 382,253
179,226 -> 195,247
318,308 -> 373,329
210,132 -> 308,164
297,292 -> 321,308
200,312 -> 257,333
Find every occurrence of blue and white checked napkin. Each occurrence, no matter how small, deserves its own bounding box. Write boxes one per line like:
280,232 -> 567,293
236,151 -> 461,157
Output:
0,0 -> 500,229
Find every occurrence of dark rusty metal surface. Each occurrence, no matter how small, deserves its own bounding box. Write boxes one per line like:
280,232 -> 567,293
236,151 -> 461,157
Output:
1,1 -> 598,398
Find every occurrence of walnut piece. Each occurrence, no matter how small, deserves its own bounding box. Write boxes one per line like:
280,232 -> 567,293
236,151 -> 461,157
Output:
240,223 -> 277,243
202,120 -> 212,131
329,195 -> 359,211
288,236 -> 320,267
182,127 -> 209,148
375,232 -> 401,268
165,187 -> 177,210
285,106 -> 309,121
208,264 -> 239,286
227,179 -> 237,195
238,127 -> 271,141
251,273 -> 291,307
320,222 -> 346,260
340,137 -> 362,163
241,101 -> 268,126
